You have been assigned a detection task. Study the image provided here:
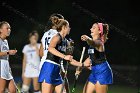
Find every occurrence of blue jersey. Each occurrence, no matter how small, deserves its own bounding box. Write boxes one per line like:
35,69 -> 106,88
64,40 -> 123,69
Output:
46,33 -> 68,64
87,46 -> 113,85
88,46 -> 106,65
39,33 -> 68,85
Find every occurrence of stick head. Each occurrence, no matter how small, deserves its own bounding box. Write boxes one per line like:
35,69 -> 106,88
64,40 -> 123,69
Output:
66,38 -> 74,55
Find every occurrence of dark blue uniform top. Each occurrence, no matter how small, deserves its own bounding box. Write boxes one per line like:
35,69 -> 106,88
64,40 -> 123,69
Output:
88,46 -> 106,65
46,33 -> 68,64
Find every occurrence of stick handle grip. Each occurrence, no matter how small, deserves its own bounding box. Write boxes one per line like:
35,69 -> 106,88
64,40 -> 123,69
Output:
77,47 -> 86,71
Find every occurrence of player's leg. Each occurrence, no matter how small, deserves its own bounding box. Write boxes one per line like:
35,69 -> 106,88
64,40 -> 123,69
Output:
83,81 -> 95,93
0,78 -> 7,93
95,81 -> 108,93
21,77 -> 31,92
33,77 -> 41,93
55,84 -> 63,93
8,79 -> 16,93
42,81 -> 54,93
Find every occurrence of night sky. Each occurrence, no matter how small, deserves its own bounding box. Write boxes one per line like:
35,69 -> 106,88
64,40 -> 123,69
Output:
0,0 -> 139,65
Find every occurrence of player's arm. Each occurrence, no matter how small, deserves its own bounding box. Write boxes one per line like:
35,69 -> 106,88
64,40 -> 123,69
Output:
69,58 -> 91,68
0,50 -> 17,56
83,57 -> 91,70
75,57 -> 91,75
0,51 -> 8,56
22,54 -> 26,76
81,35 -> 102,47
0,42 -> 9,56
48,34 -> 72,61
39,43 -> 44,57
0,43 -> 7,56
69,59 -> 83,67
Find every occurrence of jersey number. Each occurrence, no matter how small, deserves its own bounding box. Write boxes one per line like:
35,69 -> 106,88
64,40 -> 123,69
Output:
45,37 -> 51,50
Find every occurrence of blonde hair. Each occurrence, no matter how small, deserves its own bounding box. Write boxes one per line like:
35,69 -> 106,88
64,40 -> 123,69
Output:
51,17 -> 68,32
0,21 -> 9,28
45,14 -> 64,31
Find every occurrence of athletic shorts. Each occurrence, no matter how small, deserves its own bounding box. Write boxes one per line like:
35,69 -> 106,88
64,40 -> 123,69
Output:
88,61 -> 113,85
38,61 -> 62,85
0,60 -> 13,80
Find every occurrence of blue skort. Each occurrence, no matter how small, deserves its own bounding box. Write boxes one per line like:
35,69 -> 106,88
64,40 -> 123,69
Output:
88,61 -> 113,85
38,62 -> 62,85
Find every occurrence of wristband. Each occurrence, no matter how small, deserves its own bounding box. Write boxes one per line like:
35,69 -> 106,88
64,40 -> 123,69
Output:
82,63 -> 84,67
63,55 -> 66,59
7,51 -> 9,55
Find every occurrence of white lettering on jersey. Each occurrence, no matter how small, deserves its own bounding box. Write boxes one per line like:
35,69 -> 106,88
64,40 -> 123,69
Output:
41,29 -> 58,61
88,49 -> 94,54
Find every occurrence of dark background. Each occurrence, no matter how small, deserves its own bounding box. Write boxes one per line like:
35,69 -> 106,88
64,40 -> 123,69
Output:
0,0 -> 140,92
0,0 -> 139,65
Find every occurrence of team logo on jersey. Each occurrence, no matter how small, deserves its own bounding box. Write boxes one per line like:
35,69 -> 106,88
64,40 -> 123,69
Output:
58,46 -> 66,52
48,32 -> 51,35
2,46 -> 8,51
27,50 -> 36,53
88,49 -> 94,54
3,41 -> 8,45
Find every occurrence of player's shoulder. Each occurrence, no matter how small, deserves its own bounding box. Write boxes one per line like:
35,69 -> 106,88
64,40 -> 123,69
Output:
23,44 -> 30,49
47,29 -> 58,35
0,39 -> 7,45
42,29 -> 58,40
0,38 -> 8,42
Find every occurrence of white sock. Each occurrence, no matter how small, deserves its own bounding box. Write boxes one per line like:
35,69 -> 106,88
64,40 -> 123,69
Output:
21,84 -> 29,92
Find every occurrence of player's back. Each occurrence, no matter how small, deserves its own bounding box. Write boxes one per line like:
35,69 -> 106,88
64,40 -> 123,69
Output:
41,29 -> 58,61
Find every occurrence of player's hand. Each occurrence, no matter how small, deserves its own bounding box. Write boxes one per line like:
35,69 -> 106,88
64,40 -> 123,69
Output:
83,62 -> 91,68
64,55 -> 73,61
81,35 -> 89,41
87,66 -> 92,70
8,50 -> 17,55
75,67 -> 82,75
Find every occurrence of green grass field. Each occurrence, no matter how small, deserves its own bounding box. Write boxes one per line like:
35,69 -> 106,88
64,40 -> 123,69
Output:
69,84 -> 138,93
15,81 -> 138,93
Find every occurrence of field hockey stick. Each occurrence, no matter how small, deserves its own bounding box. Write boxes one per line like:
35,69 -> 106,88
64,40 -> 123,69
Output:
60,39 -> 74,93
72,47 -> 86,93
